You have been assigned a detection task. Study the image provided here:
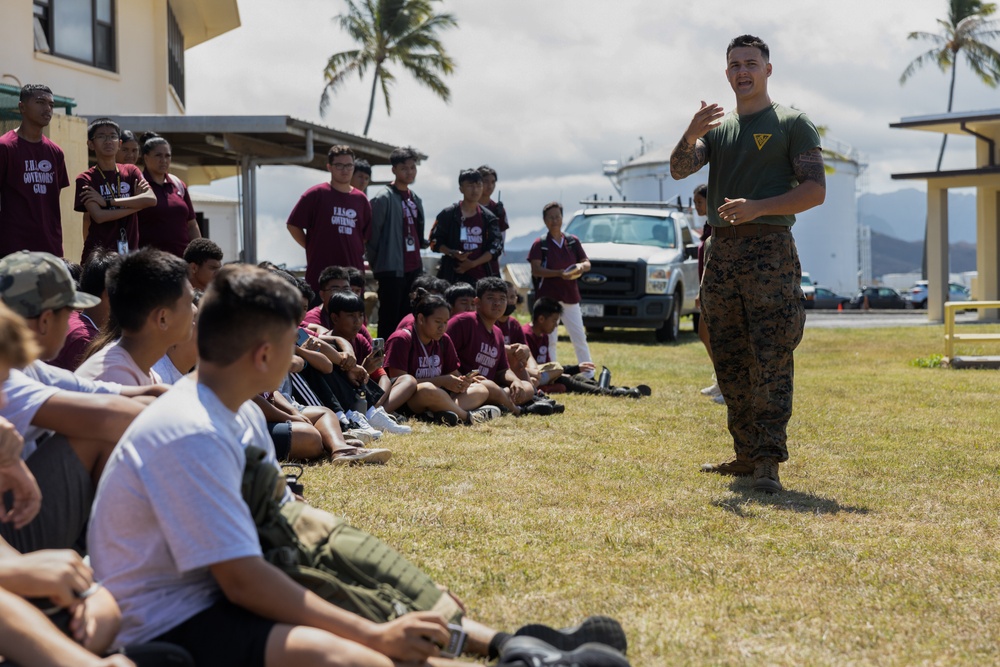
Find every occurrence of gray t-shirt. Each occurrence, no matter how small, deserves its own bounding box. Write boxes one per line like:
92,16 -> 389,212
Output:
0,369 -> 60,460
151,355 -> 186,385
89,377 -> 276,646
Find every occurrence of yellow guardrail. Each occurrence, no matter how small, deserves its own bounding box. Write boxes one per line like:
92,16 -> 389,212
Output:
944,300 -> 1000,363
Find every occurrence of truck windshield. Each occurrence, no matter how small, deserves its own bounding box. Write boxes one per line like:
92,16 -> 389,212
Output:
565,214 -> 676,249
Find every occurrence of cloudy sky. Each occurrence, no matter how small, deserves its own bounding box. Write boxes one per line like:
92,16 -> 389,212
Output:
185,0 -> 1000,265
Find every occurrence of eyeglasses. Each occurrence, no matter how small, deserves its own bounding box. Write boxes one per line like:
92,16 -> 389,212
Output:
330,162 -> 355,170
93,134 -> 120,142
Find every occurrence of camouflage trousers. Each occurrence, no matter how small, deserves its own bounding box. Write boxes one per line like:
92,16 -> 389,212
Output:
701,229 -> 805,462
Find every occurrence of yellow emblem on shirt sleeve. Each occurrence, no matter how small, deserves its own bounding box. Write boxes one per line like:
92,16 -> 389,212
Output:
754,134 -> 772,150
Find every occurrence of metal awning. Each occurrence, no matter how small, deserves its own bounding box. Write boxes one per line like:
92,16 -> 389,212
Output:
889,109 -> 1000,135
0,82 -> 77,120
81,114 -> 416,264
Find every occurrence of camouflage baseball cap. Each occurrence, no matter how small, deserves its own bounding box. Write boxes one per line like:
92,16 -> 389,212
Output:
0,251 -> 100,318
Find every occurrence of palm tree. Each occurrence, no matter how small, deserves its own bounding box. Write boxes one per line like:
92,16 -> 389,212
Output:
320,0 -> 457,136
900,0 -> 1000,170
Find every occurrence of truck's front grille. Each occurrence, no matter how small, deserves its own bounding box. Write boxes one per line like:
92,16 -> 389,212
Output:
578,260 -> 641,299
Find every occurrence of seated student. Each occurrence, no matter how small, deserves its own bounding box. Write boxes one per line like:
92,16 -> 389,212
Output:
302,265 -> 375,343
77,248 -> 195,386
344,266 -> 375,325
89,265 -> 627,667
0,261 -> 146,553
50,249 -> 120,372
446,277 -> 552,417
252,388 -> 390,465
321,292 -> 412,435
444,281 -> 476,318
394,274 -> 451,332
87,265 -> 452,665
152,290 -> 202,384
384,289 -> 498,425
183,237 -> 224,292
75,118 -> 156,262
495,281 -> 536,379
524,298 -> 649,399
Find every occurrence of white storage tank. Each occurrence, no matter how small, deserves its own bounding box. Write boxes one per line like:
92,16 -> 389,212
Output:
613,139 -> 862,295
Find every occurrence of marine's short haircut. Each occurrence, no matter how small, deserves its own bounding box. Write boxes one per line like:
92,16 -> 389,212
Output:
87,118 -> 120,141
19,84 -> 52,102
693,183 -> 708,198
318,265 -> 349,288
80,249 -> 122,297
183,238 -> 224,265
0,302 -> 39,368
444,282 -> 475,307
353,159 -> 372,176
326,291 -> 365,314
327,144 -> 355,163
458,169 -> 482,185
198,265 -> 301,366
345,266 -> 366,289
107,248 -> 189,332
532,297 -> 563,320
727,34 -> 769,61
477,165 -> 497,180
475,276 -> 507,298
542,201 -> 563,218
411,288 -> 450,318
389,147 -> 420,166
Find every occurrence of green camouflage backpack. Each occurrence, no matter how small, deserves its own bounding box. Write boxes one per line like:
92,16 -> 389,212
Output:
240,446 -> 462,624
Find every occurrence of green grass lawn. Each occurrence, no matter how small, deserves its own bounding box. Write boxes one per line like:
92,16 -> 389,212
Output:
306,322 -> 1000,666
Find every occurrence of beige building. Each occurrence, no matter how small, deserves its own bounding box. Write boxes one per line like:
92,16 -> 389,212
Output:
1,0 -> 240,262
2,1 -> 400,264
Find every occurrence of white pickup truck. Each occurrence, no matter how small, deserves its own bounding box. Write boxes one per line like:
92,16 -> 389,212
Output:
561,201 -> 701,342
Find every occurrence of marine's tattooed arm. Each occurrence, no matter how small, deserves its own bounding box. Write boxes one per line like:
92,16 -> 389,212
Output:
793,148 -> 826,189
669,138 -> 709,180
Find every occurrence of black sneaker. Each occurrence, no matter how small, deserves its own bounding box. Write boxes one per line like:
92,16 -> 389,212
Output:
432,410 -> 461,427
514,615 -> 627,655
498,636 -> 630,667
520,400 -> 554,416
635,384 -> 652,396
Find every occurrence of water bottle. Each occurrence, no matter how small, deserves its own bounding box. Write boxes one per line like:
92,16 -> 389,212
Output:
598,366 -> 611,390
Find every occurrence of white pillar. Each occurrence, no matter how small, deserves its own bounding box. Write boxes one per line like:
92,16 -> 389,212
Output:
926,186 -> 949,322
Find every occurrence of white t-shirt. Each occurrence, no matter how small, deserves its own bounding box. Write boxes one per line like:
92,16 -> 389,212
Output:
89,377 -> 283,646
76,342 -> 162,386
151,355 -> 186,385
24,359 -> 123,395
0,370 -> 60,460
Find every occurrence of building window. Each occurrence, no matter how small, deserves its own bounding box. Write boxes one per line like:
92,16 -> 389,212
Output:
167,3 -> 185,107
33,0 -> 116,72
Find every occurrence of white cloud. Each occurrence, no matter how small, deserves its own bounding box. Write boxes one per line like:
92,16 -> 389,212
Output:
185,0 -> 1000,263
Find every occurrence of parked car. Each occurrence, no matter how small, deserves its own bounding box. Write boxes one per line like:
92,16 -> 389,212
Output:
847,286 -> 908,309
903,281 -> 970,309
808,287 -> 851,310
801,272 -> 816,303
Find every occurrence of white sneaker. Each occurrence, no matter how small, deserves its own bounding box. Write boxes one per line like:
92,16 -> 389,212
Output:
712,394 -> 726,405
467,405 -> 502,424
367,407 -> 412,435
700,375 -> 722,397
346,410 -> 382,439
332,447 -> 392,465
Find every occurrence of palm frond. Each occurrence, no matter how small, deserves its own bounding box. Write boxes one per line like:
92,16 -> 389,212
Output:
900,47 -> 951,82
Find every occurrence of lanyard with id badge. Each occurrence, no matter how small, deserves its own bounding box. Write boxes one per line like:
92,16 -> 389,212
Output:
97,166 -> 130,254
403,198 -> 418,252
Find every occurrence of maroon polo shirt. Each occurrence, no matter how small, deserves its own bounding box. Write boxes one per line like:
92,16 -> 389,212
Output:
497,315 -> 526,346
385,326 -> 460,379
76,163 -> 144,262
0,130 -> 70,257
458,209 -> 490,282
137,171 -> 196,257
49,310 -> 98,371
527,233 -> 588,305
522,323 -> 552,364
446,311 -> 508,381
286,183 -> 372,291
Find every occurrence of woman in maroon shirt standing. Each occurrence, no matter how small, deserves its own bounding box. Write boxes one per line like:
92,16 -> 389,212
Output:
136,133 -> 201,257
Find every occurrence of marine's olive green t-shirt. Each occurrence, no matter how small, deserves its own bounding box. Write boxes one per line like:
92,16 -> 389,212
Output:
704,102 -> 821,228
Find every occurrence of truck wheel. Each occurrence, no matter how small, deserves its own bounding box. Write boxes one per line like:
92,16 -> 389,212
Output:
655,289 -> 682,342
